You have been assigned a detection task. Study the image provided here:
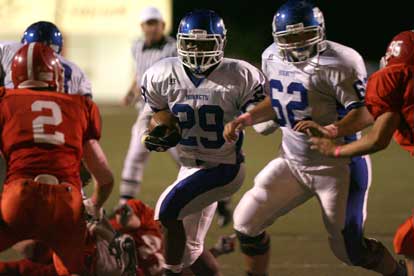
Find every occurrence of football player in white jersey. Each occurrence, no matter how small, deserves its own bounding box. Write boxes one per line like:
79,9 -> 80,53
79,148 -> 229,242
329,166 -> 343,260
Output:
139,10 -> 267,276
121,7 -> 234,228
0,21 -> 92,96
224,1 -> 406,276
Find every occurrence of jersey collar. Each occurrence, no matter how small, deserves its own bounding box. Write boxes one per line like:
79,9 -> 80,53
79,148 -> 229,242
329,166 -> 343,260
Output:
182,63 -> 220,88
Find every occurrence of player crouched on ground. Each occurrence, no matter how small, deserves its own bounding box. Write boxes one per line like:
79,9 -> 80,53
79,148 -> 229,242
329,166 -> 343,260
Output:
0,199 -> 163,276
0,197 -> 235,276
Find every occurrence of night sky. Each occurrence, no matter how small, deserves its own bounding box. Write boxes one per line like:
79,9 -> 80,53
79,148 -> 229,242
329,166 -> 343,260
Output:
173,0 -> 413,64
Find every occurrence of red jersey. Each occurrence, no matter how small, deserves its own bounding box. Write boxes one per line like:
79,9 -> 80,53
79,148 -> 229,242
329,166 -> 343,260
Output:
366,64 -> 414,154
0,88 -> 101,189
110,200 -> 164,276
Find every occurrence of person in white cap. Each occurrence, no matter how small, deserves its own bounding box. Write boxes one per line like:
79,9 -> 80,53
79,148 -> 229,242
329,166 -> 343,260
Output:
119,6 -> 179,204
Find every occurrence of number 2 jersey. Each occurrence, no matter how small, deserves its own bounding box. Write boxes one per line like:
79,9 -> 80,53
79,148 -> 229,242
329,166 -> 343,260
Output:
262,40 -> 367,167
0,88 -> 101,189
366,64 -> 414,154
141,57 -> 266,165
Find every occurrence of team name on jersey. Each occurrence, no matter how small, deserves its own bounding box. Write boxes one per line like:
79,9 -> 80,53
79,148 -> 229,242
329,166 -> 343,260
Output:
278,70 -> 296,77
185,94 -> 209,101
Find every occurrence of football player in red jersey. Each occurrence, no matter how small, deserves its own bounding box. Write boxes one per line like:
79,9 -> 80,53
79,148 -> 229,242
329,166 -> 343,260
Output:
308,30 -> 414,275
0,42 -> 114,276
0,197 -> 236,276
0,199 -> 163,276
106,199 -> 165,276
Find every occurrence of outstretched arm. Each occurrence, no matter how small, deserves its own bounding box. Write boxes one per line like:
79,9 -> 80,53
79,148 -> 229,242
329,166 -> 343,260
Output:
294,106 -> 374,138
310,112 -> 401,157
224,97 -> 276,142
332,106 -> 374,137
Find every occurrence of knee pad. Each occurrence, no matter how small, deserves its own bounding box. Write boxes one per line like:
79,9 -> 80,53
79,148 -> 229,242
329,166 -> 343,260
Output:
394,216 -> 414,258
235,230 -> 270,256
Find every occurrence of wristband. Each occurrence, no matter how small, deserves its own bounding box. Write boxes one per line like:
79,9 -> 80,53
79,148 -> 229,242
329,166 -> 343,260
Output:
163,263 -> 184,273
237,112 -> 253,126
334,146 -> 341,157
324,124 -> 339,138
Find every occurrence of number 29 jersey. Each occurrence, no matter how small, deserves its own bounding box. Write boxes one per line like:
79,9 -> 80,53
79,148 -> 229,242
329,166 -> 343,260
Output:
262,40 -> 367,166
141,57 -> 266,165
0,88 -> 101,189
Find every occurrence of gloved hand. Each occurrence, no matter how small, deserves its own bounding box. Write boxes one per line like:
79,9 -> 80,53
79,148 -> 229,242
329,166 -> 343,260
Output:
142,124 -> 181,152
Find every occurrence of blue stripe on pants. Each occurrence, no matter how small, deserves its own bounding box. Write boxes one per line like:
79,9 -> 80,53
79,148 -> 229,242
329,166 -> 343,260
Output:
343,156 -> 370,264
159,163 -> 241,221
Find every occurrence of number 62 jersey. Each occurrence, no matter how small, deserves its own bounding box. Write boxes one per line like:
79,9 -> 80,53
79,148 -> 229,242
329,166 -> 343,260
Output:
141,57 -> 266,165
262,40 -> 367,166
0,87 -> 101,189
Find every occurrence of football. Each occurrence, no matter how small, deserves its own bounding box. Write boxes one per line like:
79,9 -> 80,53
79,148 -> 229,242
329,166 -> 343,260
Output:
149,109 -> 180,133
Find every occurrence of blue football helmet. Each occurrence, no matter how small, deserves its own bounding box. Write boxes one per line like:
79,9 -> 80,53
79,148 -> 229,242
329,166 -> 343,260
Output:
272,0 -> 326,63
177,9 -> 226,74
21,21 -> 63,54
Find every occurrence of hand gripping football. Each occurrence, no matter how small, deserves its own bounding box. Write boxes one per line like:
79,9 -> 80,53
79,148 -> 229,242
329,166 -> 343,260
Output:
143,110 -> 181,152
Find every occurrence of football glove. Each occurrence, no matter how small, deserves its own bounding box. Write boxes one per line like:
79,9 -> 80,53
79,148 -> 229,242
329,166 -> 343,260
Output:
142,124 -> 181,152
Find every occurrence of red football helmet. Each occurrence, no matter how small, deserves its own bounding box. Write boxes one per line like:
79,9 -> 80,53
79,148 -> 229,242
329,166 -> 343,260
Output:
11,42 -> 64,92
380,30 -> 414,68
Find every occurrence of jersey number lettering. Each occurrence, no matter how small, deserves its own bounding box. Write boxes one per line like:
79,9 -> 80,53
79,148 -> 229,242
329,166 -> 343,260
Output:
269,79 -> 308,128
172,104 -> 225,149
31,101 -> 65,145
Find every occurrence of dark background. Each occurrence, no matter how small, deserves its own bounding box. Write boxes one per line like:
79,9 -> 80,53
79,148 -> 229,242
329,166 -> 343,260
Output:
172,0 -> 413,64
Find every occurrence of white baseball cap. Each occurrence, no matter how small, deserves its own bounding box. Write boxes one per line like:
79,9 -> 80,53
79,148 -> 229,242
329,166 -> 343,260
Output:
139,6 -> 164,23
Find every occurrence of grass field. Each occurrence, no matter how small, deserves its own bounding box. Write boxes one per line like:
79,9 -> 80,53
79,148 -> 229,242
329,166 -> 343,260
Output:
1,105 -> 413,276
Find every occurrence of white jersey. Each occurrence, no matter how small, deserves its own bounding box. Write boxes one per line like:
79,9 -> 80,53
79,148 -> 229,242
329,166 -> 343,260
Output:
0,42 -> 92,96
131,36 -> 176,86
142,57 -> 266,166
262,40 -> 367,166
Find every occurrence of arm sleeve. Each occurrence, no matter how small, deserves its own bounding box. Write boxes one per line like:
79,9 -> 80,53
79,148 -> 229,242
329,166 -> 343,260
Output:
331,56 -> 367,110
136,104 -> 154,141
251,117 -> 279,135
239,64 -> 267,112
77,70 -> 93,97
365,67 -> 404,119
84,99 -> 102,141
140,69 -> 168,111
240,59 -> 278,135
